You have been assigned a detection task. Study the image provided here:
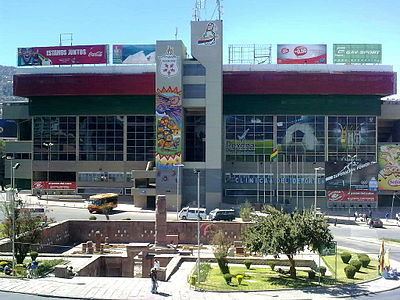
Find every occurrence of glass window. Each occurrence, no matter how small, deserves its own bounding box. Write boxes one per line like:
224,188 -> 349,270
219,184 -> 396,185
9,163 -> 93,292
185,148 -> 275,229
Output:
33,117 -> 76,161
126,115 -> 155,161
183,84 -> 206,98
183,63 -> 206,76
185,114 -> 205,162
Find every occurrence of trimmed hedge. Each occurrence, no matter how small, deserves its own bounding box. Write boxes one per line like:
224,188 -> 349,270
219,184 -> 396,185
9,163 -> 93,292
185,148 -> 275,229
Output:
350,260 -> 362,272
223,273 -> 233,284
318,266 -> 327,276
344,265 -> 357,279
244,260 -> 252,269
357,254 -> 371,268
341,251 -> 352,264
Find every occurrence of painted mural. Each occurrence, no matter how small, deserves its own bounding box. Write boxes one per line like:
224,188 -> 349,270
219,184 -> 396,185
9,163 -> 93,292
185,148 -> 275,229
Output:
156,86 -> 182,168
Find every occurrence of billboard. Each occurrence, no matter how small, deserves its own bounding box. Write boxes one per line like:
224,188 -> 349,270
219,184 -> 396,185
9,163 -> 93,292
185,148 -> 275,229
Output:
277,44 -> 327,64
327,190 -> 377,202
0,119 -> 17,139
113,44 -> 155,64
378,144 -> 400,190
333,44 -> 382,64
325,160 -> 379,191
32,181 -> 77,190
17,45 -> 108,66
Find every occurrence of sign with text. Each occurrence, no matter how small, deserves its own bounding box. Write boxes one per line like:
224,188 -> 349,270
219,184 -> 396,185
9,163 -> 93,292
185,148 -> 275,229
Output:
277,44 -> 327,64
32,181 -> 77,190
225,173 -> 325,185
18,45 -> 108,66
327,190 -> 377,202
333,44 -> 382,64
378,144 -> 400,190
325,160 -> 378,191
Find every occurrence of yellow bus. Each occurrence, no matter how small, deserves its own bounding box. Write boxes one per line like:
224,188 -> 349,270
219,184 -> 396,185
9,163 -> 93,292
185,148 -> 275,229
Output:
87,193 -> 118,214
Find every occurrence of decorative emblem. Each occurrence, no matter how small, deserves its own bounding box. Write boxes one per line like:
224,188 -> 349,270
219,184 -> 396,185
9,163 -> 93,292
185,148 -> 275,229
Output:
197,22 -> 218,46
159,46 -> 179,78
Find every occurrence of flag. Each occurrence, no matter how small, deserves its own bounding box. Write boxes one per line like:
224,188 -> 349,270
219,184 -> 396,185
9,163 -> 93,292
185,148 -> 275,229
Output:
379,240 -> 385,274
270,148 -> 278,161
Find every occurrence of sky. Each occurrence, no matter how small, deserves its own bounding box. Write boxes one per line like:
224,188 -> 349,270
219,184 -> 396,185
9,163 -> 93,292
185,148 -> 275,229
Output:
0,0 -> 399,94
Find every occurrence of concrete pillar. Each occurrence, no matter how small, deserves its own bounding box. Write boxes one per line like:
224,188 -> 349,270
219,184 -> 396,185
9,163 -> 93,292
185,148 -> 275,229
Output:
155,195 -> 167,247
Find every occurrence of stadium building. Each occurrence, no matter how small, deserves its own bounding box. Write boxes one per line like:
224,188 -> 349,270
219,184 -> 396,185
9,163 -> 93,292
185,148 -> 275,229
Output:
3,20 -> 398,211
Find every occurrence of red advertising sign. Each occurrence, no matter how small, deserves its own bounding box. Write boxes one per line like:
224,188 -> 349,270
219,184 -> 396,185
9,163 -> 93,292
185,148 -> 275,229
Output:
327,190 -> 377,202
18,45 -> 108,66
277,44 -> 327,64
33,181 -> 77,190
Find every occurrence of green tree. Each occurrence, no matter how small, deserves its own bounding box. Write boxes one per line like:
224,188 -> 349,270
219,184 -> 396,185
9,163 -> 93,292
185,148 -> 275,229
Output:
244,206 -> 333,278
0,201 -> 46,264
211,229 -> 232,274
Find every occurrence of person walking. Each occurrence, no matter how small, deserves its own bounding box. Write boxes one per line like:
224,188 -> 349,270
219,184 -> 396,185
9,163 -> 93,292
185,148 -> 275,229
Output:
150,268 -> 158,294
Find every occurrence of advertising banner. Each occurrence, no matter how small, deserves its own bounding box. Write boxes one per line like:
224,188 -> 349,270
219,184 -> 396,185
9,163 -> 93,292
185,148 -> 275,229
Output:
0,119 -> 17,139
225,173 -> 325,185
277,44 -> 327,64
18,45 -> 108,66
378,144 -> 400,190
325,160 -> 379,191
32,181 -> 77,190
333,44 -> 382,64
113,44 -> 155,64
327,190 -> 377,202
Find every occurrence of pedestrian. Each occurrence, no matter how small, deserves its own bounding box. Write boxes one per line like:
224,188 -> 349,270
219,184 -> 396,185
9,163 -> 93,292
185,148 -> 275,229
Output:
153,259 -> 160,270
27,263 -> 32,279
385,212 -> 390,222
67,266 -> 75,278
354,211 -> 358,221
334,218 -> 337,227
368,218 -> 373,228
150,268 -> 158,294
31,260 -> 38,278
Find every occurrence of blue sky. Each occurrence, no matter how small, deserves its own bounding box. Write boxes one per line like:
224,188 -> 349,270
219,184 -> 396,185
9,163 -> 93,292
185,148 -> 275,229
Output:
1,0 -> 399,93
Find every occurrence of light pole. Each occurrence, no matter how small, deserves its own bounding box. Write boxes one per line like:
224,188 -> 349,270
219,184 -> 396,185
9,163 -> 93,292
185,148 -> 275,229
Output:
391,192 -> 396,220
314,167 -> 324,214
43,142 -> 54,202
193,169 -> 201,287
174,163 -> 184,220
347,154 -> 357,212
11,162 -> 20,276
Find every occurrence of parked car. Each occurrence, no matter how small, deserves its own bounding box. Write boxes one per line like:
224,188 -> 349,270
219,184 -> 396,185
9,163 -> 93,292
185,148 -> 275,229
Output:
371,218 -> 383,228
209,209 -> 236,221
178,207 -> 207,220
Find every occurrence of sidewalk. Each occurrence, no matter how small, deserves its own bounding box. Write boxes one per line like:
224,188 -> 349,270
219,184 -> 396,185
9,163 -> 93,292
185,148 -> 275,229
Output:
1,261 -> 400,300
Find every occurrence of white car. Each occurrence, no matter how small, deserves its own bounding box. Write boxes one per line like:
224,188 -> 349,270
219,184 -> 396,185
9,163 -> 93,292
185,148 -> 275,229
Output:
178,207 -> 207,220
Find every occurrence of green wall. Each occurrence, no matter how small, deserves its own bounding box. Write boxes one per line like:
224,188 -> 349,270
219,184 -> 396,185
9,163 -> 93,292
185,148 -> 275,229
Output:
30,96 -> 155,116
224,95 -> 381,115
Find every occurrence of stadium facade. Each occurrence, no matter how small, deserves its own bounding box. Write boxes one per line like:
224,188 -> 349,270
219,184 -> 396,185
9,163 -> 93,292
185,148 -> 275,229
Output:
4,20 -> 398,211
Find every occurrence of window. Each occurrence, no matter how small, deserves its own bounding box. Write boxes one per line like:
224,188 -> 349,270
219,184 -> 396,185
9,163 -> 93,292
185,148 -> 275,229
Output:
225,115 -> 273,162
33,117 -> 76,161
127,116 -> 155,161
183,63 -> 206,76
185,115 -> 205,162
328,116 -> 376,161
79,116 -> 124,161
183,84 -> 206,98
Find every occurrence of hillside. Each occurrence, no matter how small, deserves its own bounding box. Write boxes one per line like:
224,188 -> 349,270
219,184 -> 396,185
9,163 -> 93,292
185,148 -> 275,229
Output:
0,65 -> 26,102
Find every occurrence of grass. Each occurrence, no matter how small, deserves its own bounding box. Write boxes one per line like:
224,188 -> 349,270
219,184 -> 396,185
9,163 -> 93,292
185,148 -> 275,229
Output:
322,250 -> 379,284
381,238 -> 400,244
196,264 -> 334,291
0,258 -> 67,278
0,224 -> 6,239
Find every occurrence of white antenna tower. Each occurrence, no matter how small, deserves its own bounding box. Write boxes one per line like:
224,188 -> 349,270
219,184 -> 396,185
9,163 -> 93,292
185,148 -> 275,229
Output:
193,0 -> 206,21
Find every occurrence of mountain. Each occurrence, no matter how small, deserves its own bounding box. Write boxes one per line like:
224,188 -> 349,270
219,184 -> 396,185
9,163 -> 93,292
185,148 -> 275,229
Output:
0,65 -> 26,102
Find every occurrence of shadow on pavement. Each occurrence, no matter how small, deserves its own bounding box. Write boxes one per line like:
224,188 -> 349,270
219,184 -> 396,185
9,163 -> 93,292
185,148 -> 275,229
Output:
156,291 -> 171,297
303,283 -> 370,297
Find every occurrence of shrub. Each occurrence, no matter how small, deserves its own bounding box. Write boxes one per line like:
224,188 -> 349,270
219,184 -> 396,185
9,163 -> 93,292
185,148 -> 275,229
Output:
350,260 -> 362,272
244,260 -> 252,269
189,275 -> 197,286
89,216 -> 97,221
357,254 -> 371,268
198,263 -> 211,282
15,264 -> 27,277
37,259 -> 65,277
236,274 -> 244,285
223,273 -> 233,284
308,270 -> 316,279
240,201 -> 253,222
318,266 -> 327,276
344,265 -> 357,279
341,251 -> 352,264
0,261 -> 10,267
30,251 -> 38,261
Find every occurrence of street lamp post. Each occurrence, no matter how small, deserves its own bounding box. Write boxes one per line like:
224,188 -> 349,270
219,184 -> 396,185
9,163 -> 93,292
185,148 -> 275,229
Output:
11,162 -> 20,276
391,192 -> 396,220
193,169 -> 201,287
43,142 -> 54,202
174,163 -> 184,220
314,167 -> 324,214
347,154 -> 357,213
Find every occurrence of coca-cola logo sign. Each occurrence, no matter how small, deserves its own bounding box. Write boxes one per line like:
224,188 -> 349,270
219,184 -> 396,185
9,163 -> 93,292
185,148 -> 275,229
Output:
281,47 -> 290,54
88,51 -> 103,57
293,46 -> 308,56
327,190 -> 345,201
